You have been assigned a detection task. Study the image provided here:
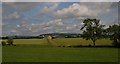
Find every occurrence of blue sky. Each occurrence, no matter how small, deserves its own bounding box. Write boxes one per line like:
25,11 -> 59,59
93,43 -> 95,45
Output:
2,2 -> 118,36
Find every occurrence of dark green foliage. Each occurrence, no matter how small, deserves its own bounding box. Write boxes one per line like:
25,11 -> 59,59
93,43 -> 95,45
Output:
81,18 -> 105,46
107,24 -> 120,47
2,41 -> 6,46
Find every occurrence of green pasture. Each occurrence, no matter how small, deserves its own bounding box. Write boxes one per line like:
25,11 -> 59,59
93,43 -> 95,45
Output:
2,45 -> 118,62
2,38 -> 118,62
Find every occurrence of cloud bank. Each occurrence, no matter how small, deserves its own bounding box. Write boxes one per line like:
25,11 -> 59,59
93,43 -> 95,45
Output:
2,2 -> 118,36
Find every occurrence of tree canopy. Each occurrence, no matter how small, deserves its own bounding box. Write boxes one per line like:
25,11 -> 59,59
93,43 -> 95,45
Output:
81,18 -> 105,46
107,24 -> 120,47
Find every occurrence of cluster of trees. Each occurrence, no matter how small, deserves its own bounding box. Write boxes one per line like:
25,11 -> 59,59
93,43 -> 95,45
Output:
81,18 -> 120,47
2,36 -> 39,39
2,37 -> 16,46
1,33 -> 81,40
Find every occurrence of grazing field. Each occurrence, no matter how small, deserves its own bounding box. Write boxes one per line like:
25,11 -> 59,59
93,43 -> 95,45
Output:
3,45 -> 118,62
2,38 -> 118,62
2,45 -> 118,62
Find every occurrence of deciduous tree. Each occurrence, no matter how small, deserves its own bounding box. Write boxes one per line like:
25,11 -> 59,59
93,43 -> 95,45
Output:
107,24 -> 120,47
81,18 -> 105,46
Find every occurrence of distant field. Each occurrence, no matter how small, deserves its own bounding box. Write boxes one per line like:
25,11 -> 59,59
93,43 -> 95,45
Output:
52,38 -> 112,46
2,45 -> 118,62
2,38 -> 112,46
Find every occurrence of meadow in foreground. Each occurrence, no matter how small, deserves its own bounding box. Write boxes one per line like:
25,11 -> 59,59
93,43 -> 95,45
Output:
2,45 -> 118,62
2,38 -> 118,62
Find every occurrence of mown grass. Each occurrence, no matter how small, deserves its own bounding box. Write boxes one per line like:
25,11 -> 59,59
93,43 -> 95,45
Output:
2,45 -> 118,62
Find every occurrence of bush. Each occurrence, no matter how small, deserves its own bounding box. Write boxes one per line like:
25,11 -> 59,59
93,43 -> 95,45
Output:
62,46 -> 65,47
73,45 -> 82,48
67,46 -> 72,47
112,40 -> 120,48
13,44 -> 16,46
2,41 -> 6,46
88,44 -> 92,47
7,37 -> 14,46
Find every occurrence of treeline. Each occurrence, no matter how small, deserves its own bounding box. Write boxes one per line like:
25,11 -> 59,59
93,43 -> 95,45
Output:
2,36 -> 40,39
1,33 -> 81,39
39,33 -> 81,38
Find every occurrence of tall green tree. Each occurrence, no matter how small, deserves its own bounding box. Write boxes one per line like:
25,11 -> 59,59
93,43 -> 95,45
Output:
107,24 -> 120,47
81,18 -> 105,46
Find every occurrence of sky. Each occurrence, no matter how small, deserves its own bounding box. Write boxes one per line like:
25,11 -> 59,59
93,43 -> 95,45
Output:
1,2 -> 119,36
1,0 -> 120,2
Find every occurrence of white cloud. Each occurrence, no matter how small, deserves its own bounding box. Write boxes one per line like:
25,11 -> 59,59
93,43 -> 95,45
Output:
66,26 -> 72,30
54,3 -> 100,18
10,18 -> 82,35
16,25 -> 20,28
3,12 -> 20,20
2,0 -> 16,2
2,0 -> 119,2
38,3 -> 59,16
46,19 -> 63,26
3,2 -> 40,12
12,12 -> 20,18
2,2 -> 118,36
46,19 -> 64,26
42,3 -> 58,12
2,0 -> 68,2
11,29 -> 17,33
80,0 -> 119,2
54,2 -> 113,19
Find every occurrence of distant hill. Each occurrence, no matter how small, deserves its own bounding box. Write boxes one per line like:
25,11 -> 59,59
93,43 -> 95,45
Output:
39,33 -> 81,38
2,33 -> 82,39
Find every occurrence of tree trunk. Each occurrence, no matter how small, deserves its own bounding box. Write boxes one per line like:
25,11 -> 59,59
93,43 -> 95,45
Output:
92,40 -> 96,47
113,39 -> 118,46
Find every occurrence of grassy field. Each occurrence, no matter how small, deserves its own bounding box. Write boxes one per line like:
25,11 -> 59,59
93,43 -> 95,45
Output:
2,38 -> 112,46
2,45 -> 118,62
2,38 -> 118,62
